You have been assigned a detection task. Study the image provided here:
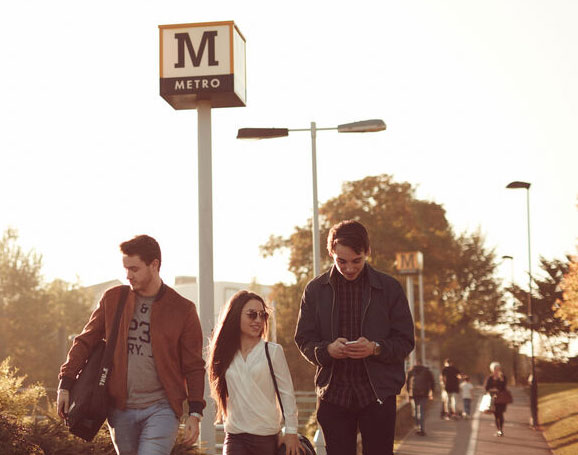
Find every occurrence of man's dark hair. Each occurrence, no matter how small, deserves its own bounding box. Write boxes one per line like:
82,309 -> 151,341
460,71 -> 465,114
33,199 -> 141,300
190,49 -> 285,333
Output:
120,235 -> 162,270
327,220 -> 370,255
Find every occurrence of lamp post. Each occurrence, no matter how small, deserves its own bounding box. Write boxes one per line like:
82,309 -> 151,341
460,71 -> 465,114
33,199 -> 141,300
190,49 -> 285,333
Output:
237,119 -> 386,276
506,180 -> 538,427
501,255 -> 514,286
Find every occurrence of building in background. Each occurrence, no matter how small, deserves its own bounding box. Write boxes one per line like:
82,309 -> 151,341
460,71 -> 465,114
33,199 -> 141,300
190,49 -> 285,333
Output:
85,277 -> 273,327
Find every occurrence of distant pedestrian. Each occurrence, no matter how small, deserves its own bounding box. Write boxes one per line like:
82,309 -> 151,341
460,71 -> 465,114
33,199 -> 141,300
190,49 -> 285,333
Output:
406,360 -> 435,436
459,375 -> 474,418
440,358 -> 461,419
485,361 -> 508,437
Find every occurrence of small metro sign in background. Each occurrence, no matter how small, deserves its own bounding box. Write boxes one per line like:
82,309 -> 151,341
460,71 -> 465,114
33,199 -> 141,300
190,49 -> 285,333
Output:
395,251 -> 424,274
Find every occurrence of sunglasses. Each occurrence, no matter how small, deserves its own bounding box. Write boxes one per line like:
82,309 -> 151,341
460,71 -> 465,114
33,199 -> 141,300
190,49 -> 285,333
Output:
245,310 -> 269,321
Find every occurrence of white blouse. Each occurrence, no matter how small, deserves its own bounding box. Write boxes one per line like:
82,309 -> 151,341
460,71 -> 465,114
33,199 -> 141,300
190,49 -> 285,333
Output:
224,339 -> 299,436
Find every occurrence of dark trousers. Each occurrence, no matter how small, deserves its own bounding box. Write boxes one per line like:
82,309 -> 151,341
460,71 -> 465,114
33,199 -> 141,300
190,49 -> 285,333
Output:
317,396 -> 397,455
493,403 -> 506,431
223,432 -> 277,455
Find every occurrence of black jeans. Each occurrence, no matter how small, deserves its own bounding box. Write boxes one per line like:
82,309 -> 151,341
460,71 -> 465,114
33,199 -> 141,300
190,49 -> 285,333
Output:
317,396 -> 397,455
493,403 -> 506,431
223,432 -> 277,455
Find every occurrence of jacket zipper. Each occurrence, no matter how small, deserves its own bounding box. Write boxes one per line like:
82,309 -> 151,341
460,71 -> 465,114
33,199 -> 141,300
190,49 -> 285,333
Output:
326,281 -> 336,388
361,286 -> 383,405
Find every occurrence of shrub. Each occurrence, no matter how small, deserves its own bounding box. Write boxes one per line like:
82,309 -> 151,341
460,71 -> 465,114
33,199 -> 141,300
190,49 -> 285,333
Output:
0,413 -> 44,455
0,357 -> 45,418
1,357 -> 206,454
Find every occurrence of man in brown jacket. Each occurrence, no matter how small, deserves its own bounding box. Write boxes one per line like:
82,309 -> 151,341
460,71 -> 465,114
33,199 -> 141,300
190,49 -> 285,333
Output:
57,235 -> 205,454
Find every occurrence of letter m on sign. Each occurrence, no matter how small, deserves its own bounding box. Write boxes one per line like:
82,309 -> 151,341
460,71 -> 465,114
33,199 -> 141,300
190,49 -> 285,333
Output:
395,252 -> 423,274
174,31 -> 219,68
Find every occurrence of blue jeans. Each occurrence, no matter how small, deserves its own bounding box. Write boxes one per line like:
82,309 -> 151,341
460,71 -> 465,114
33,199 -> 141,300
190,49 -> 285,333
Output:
107,400 -> 180,455
463,398 -> 472,416
412,397 -> 427,432
444,392 -> 458,415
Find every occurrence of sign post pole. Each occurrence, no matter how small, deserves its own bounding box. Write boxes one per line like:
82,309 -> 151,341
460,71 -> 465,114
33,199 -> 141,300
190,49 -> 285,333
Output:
197,100 -> 215,451
395,251 -> 425,368
159,21 -> 246,454
418,271 -> 426,364
405,275 -> 416,368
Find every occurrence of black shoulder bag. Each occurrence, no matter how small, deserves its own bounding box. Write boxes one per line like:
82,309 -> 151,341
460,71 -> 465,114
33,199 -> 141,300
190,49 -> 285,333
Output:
67,285 -> 130,441
264,341 -> 316,455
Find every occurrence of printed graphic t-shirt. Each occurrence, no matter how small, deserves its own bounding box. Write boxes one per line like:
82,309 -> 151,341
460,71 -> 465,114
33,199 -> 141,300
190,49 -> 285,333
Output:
126,294 -> 167,408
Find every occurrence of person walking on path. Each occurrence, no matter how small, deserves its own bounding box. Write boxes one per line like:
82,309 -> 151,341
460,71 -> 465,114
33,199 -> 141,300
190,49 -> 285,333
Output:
440,358 -> 461,419
406,360 -> 435,436
485,361 -> 509,437
395,386 -> 552,455
295,220 -> 415,455
460,375 -> 474,418
57,235 -> 205,454
208,290 -> 304,455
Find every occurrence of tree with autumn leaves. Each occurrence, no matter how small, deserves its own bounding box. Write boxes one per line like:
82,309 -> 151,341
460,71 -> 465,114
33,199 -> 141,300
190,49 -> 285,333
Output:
556,256 -> 578,331
262,174 -> 507,387
507,256 -> 578,358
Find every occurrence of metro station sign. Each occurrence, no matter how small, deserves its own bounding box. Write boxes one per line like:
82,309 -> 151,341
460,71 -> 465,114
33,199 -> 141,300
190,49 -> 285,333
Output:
159,21 -> 246,109
395,251 -> 424,274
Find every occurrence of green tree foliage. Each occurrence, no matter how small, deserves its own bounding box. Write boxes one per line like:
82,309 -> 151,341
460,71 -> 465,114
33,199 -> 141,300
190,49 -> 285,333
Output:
508,256 -> 573,356
0,229 -> 46,381
0,229 -> 92,387
261,174 -> 505,385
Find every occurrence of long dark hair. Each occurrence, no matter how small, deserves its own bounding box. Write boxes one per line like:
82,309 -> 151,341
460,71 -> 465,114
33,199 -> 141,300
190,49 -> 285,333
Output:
207,290 -> 269,420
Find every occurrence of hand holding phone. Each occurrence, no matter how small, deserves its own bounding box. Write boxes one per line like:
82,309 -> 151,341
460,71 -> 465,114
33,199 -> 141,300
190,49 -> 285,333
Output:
345,340 -> 359,345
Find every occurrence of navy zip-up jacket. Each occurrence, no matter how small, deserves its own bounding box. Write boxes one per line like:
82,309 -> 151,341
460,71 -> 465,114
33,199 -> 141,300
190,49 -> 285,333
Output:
295,264 -> 415,401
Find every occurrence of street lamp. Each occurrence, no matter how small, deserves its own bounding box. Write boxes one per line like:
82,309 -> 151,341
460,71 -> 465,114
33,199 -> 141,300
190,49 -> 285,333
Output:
237,119 -> 386,276
506,180 -> 538,427
501,255 -> 514,286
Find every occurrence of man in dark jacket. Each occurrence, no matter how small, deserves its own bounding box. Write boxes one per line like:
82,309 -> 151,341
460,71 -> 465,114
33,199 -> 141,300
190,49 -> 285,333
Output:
295,220 -> 415,455
406,360 -> 435,435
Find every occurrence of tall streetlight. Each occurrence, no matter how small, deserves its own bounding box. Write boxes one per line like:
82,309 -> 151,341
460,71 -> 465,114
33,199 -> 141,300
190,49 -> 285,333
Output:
501,255 -> 514,286
237,119 -> 386,276
506,180 -> 538,427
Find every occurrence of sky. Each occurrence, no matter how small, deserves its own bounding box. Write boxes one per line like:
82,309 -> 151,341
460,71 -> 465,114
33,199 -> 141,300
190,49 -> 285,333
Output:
1,0 -> 577,294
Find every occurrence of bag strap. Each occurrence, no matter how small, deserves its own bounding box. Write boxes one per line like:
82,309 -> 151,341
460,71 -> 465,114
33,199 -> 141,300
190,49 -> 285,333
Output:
264,341 -> 285,420
100,286 -> 130,373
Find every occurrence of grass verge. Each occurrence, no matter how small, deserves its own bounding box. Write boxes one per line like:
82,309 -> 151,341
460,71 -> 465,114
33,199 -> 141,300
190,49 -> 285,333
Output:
393,398 -> 417,450
539,382 -> 578,455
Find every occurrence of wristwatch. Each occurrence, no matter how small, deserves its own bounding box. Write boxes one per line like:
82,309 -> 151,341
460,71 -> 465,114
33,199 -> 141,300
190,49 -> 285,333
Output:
189,412 -> 202,421
373,342 -> 382,356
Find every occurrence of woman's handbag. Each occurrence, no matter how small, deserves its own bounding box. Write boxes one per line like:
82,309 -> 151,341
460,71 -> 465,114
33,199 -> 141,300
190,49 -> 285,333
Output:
495,389 -> 513,405
66,286 -> 129,441
264,342 -> 316,455
478,393 -> 493,414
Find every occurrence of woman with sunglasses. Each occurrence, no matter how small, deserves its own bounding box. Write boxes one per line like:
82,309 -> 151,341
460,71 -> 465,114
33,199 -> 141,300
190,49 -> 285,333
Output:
208,290 -> 304,455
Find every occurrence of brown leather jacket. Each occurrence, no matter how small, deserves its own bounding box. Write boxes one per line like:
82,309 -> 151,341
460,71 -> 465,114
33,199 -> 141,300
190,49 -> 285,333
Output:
59,284 -> 205,417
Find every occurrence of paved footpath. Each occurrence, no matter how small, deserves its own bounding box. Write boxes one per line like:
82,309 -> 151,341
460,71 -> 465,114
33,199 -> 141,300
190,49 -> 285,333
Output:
396,386 -> 552,455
